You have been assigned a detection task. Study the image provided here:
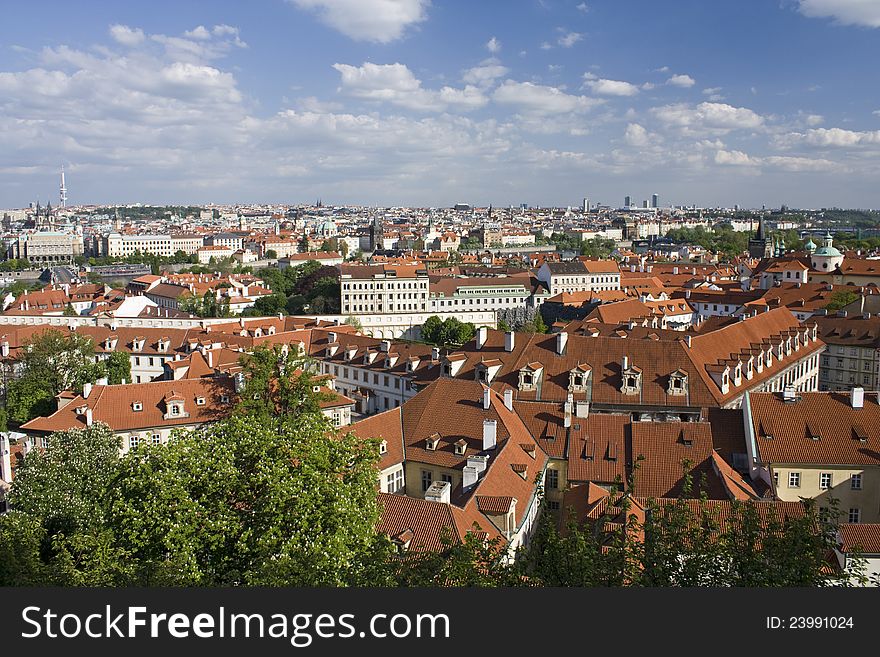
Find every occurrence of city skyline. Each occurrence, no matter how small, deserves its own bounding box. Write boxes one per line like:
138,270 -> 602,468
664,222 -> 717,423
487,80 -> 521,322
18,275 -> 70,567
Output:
2,0 -> 880,208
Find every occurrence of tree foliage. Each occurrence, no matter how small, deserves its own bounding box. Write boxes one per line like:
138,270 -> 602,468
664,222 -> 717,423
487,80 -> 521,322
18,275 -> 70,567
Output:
420,315 -> 476,346
0,346 -> 387,586
5,330 -> 105,425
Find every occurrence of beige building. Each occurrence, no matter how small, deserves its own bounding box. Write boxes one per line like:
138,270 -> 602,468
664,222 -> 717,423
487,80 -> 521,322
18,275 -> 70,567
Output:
745,388 -> 880,524
104,233 -> 204,258
340,263 -> 429,315
9,231 -> 84,264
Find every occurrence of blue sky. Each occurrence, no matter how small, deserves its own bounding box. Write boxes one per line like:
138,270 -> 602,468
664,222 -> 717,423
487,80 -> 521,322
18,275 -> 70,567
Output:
1,0 -> 879,209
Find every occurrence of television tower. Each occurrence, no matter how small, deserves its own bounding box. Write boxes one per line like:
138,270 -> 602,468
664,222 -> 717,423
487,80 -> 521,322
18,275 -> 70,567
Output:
59,165 -> 68,208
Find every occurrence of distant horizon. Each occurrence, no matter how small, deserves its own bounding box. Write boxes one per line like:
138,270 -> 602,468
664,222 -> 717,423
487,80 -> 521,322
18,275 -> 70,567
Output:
3,1 -> 880,208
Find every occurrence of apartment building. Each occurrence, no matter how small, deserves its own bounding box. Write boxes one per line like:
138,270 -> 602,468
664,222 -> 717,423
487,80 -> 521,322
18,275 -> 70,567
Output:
20,378 -> 237,454
427,276 -> 535,313
340,263 -> 429,315
103,233 -> 204,258
815,313 -> 880,392
536,259 -> 621,296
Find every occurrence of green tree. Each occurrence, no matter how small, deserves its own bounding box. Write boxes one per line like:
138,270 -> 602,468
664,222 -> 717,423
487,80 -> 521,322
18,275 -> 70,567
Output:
825,290 -> 859,312
63,303 -> 78,317
105,351 -> 132,385
0,423 -> 130,586
5,330 -> 105,424
265,249 -> 278,259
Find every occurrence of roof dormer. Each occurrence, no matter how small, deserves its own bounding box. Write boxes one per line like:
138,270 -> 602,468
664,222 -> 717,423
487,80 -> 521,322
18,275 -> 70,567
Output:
518,362 -> 543,391
667,369 -> 688,396
569,364 -> 591,392
104,335 -> 118,351
475,359 -> 503,384
425,433 -> 441,451
384,353 -> 399,368
162,391 -> 189,420
406,356 -> 420,373
364,350 -> 378,365
132,336 -> 146,352
345,345 -> 358,361
326,342 -> 339,357
620,356 -> 642,395
157,337 -> 170,352
441,353 -> 466,378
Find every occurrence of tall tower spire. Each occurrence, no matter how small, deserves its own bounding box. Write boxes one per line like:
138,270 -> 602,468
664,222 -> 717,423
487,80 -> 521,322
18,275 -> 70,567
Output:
59,165 -> 68,208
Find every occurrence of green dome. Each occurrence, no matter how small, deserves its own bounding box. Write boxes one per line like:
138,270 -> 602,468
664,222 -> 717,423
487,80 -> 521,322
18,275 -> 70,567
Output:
804,238 -> 816,249
813,246 -> 841,257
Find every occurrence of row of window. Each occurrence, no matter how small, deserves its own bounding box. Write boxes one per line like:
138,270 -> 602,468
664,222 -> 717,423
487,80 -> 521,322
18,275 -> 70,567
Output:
780,471 -> 862,490
421,470 -> 454,492
128,433 -> 163,449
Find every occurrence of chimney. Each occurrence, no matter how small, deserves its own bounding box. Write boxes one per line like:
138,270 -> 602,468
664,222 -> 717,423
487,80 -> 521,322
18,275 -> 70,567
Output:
207,350 -> 214,368
424,480 -> 451,504
556,331 -> 568,355
380,340 -> 391,352
327,331 -> 337,344
431,346 -> 440,361
621,355 -> 629,370
85,408 -> 93,426
83,382 -> 93,399
505,330 -> 515,352
96,377 -> 108,386
684,335 -> 692,348
576,400 -> 589,418
23,436 -> 33,457
0,433 -> 11,484
851,386 -> 865,409
476,326 -> 488,349
673,266 -> 679,275
0,341 -> 8,358
482,387 -> 492,410
564,403 -> 572,428
467,454 -> 489,475
504,388 -> 514,412
482,419 -> 497,450
462,465 -> 479,490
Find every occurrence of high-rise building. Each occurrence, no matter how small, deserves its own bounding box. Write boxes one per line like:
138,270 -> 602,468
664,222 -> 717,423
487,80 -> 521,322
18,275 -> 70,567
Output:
642,200 -> 649,209
651,193 -> 659,208
583,197 -> 590,212
624,195 -> 631,208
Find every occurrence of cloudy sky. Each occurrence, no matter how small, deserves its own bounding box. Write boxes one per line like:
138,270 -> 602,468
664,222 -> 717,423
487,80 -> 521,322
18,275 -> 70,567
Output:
1,0 -> 879,209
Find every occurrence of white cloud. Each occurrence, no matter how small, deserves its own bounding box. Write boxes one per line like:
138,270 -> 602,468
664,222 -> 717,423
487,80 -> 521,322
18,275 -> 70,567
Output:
576,3 -> 589,12
715,149 -> 839,172
779,127 -> 880,148
557,31 -> 583,48
667,74 -> 696,88
540,41 -> 553,50
715,149 -> 757,166
151,25 -> 247,63
462,59 -> 509,87
584,76 -> 640,96
184,25 -> 212,40
333,61 -> 487,111
797,0 -> 880,27
624,123 -> 650,147
805,113 -> 824,126
493,80 -> 599,115
486,36 -> 501,53
702,87 -> 724,101
109,24 -> 145,46
289,0 -> 429,43
653,101 -> 764,135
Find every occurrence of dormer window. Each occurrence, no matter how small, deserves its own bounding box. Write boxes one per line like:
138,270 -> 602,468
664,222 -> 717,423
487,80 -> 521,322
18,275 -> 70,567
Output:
667,370 -> 688,396
733,364 -> 742,386
132,401 -> 143,412
220,394 -> 230,403
195,397 -> 206,406
425,434 -> 440,451
379,440 -> 388,455
171,405 -> 180,416
454,439 -> 467,456
621,367 -> 642,395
